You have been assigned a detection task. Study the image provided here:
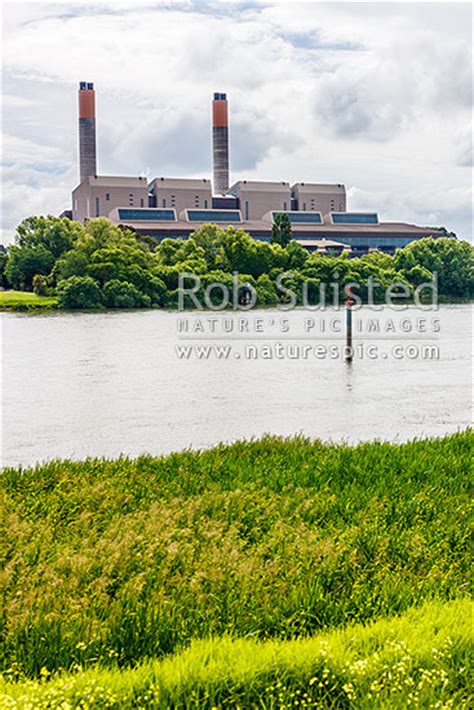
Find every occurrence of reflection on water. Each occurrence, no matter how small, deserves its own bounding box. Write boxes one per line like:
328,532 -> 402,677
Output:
2,304 -> 472,468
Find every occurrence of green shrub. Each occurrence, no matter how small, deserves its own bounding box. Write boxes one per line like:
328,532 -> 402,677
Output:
32,274 -> 50,296
57,275 -> 103,309
102,280 -> 151,308
256,273 -> 278,304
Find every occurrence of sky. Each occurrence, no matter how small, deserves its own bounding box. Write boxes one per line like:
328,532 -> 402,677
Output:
2,1 -> 472,243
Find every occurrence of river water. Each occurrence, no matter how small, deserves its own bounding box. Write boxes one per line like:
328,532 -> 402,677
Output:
1,304 -> 471,468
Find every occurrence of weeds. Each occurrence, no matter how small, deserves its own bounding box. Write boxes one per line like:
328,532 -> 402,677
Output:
1,431 -> 471,679
0,599 -> 471,708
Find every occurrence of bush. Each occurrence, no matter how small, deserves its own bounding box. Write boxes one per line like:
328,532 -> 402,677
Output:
32,274 -> 50,296
103,279 -> 151,308
57,275 -> 103,309
256,273 -> 278,304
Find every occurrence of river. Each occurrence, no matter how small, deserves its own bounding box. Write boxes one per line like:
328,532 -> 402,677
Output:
1,304 -> 471,468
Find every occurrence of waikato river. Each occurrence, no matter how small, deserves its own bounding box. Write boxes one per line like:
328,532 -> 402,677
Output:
1,304 -> 471,468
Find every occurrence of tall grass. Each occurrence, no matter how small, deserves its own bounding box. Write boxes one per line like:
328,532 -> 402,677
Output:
1,599 -> 471,708
0,431 -> 471,678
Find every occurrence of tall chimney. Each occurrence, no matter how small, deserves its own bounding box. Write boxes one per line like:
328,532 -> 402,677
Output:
212,92 -> 229,195
78,81 -> 97,182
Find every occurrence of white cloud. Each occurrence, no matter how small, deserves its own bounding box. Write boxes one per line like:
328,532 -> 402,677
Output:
349,185 -> 473,239
453,129 -> 473,168
3,134 -> 65,166
2,164 -> 75,243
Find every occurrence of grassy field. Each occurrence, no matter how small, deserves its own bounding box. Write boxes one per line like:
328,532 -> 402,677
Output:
0,431 -> 472,706
1,599 -> 471,708
0,290 -> 58,311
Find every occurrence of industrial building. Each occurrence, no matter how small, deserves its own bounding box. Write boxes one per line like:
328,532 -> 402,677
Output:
68,83 -> 444,254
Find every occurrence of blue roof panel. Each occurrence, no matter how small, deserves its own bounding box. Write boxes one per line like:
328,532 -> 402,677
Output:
118,208 -> 176,222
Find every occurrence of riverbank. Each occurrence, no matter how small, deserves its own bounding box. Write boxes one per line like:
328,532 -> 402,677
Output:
1,288 -> 472,313
0,290 -> 57,311
1,431 -> 471,706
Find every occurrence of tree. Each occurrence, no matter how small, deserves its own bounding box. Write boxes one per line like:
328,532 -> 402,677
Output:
256,274 -> 278,305
4,215 -> 82,291
53,218 -> 166,306
103,280 -> 151,308
0,249 -> 8,288
271,213 -> 292,248
157,238 -> 188,266
16,215 -> 82,258
57,276 -> 103,309
395,237 -> 474,297
187,224 -> 226,270
285,240 -> 308,270
5,245 -> 55,290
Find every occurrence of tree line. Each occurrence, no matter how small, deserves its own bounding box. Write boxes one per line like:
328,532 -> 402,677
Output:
1,215 -> 472,308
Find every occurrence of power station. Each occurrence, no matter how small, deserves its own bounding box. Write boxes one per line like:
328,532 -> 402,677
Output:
67,82 -> 444,254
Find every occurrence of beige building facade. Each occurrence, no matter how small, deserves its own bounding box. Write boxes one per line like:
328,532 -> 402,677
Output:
72,176 -> 149,223
148,177 -> 212,215
228,181 -> 291,220
291,183 -> 346,216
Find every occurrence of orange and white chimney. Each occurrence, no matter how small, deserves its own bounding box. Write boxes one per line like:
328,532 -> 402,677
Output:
78,81 -> 97,182
212,92 -> 229,195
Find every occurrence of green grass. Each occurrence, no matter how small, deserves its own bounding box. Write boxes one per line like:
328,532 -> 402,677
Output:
0,290 -> 58,311
0,431 -> 471,684
1,599 -> 471,708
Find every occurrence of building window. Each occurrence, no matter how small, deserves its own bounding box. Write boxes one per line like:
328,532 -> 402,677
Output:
303,202 -> 307,211
140,198 -> 144,207
105,193 -> 110,201
95,197 -> 100,217
204,199 -> 208,209
244,200 -> 249,220
283,202 -> 288,211
194,195 -> 199,207
162,198 -> 167,208
129,193 -> 134,206
171,194 -> 176,207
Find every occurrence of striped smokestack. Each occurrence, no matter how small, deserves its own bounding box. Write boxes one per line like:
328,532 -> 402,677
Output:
78,81 -> 97,182
212,92 -> 229,195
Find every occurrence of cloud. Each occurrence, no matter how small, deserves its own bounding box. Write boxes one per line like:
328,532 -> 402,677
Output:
95,101 -> 298,178
454,129 -> 473,168
313,75 -> 405,142
3,134 -> 66,168
2,164 -> 74,242
311,30 -> 472,142
349,185 -> 473,241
